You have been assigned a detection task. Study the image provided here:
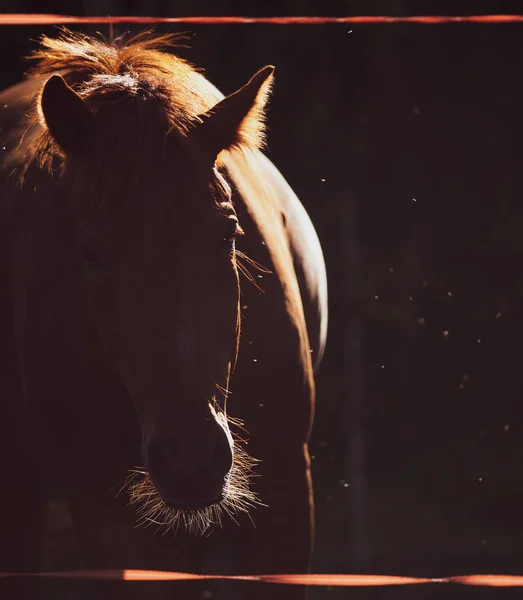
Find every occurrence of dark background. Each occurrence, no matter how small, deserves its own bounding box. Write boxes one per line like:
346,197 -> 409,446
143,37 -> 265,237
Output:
3,1 -> 523,598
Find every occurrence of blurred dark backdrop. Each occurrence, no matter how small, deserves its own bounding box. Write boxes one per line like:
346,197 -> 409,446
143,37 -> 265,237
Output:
3,1 -> 523,598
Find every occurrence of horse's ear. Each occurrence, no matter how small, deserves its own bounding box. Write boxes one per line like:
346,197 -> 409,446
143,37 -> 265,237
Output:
194,65 -> 274,158
39,75 -> 93,156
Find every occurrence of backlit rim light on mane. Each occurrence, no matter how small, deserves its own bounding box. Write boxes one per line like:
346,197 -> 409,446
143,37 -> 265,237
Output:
123,405 -> 262,536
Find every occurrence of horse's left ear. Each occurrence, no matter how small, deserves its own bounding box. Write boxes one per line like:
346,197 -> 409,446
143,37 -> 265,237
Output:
193,65 -> 274,158
39,75 -> 93,156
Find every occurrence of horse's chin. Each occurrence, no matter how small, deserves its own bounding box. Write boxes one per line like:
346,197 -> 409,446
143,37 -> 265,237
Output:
160,490 -> 225,512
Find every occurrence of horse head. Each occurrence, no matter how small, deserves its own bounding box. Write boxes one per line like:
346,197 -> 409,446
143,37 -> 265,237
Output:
38,58 -> 274,533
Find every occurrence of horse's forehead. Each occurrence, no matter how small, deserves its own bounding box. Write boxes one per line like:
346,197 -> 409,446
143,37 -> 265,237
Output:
101,152 -> 206,215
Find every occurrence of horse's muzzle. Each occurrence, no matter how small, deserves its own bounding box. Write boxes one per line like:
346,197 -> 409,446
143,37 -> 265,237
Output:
143,425 -> 233,510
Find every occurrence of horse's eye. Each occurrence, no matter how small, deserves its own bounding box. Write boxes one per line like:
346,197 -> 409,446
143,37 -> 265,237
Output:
78,239 -> 101,267
222,218 -> 238,250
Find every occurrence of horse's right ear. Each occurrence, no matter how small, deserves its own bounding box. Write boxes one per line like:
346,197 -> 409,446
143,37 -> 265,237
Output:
39,75 -> 93,156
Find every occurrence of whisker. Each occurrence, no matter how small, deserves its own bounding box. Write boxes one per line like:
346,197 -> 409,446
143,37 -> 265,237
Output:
215,382 -> 231,398
236,259 -> 265,294
226,414 -> 249,435
236,250 -> 272,274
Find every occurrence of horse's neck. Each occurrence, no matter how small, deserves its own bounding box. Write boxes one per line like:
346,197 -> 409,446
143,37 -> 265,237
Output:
0,76 -> 45,151
0,78 -> 45,235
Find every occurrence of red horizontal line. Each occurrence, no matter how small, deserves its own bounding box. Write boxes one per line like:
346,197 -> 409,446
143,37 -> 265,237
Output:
1,14 -> 523,25
1,570 -> 523,586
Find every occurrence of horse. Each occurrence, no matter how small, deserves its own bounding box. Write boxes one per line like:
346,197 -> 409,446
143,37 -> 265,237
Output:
0,30 -> 327,599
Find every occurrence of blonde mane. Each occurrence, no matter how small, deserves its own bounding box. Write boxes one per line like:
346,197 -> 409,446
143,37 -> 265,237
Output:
17,29 -> 269,181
